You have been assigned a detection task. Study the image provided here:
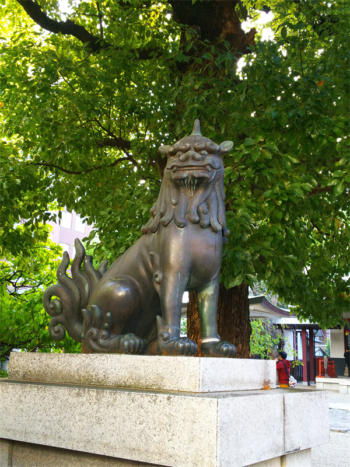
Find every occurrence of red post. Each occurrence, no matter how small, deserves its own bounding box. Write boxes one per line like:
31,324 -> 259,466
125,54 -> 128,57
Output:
309,328 -> 315,383
302,329 -> 308,384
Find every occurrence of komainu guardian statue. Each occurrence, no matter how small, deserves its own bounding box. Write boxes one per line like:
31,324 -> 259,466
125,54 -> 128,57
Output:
43,121 -> 236,357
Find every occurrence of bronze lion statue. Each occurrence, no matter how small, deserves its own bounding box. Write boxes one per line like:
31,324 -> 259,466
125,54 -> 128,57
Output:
43,121 -> 236,357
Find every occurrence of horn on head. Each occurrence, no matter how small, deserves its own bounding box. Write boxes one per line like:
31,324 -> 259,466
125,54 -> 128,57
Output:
191,119 -> 202,136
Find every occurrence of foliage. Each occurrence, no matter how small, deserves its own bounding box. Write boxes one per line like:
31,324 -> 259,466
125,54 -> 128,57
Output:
0,0 -> 349,329
324,337 -> 331,357
0,370 -> 8,378
0,228 -> 81,360
251,280 -> 289,308
250,319 -> 280,358
180,318 -> 188,336
250,319 -> 302,368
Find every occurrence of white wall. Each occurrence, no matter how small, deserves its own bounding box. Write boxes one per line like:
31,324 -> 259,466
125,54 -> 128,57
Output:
48,210 -> 94,259
297,332 -> 303,360
330,329 -> 344,358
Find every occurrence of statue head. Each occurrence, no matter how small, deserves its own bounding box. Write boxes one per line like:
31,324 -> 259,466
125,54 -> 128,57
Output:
160,119 -> 233,189
141,120 -> 233,235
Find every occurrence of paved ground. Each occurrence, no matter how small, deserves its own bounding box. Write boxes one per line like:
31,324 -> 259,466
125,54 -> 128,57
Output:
311,389 -> 350,467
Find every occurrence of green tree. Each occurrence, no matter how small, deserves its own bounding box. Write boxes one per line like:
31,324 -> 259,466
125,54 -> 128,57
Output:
0,227 -> 81,361
251,280 -> 289,309
250,319 -> 302,369
324,337 -> 331,357
250,319 -> 279,359
0,1 -> 349,356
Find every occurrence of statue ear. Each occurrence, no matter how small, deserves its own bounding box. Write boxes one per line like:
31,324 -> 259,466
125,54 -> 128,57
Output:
219,141 -> 233,155
158,145 -> 172,157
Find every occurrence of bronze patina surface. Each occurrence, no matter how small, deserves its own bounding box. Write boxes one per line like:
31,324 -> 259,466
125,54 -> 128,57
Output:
43,121 -> 236,357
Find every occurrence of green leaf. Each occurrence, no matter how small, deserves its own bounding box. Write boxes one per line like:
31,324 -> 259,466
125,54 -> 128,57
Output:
334,181 -> 345,196
293,187 -> 304,197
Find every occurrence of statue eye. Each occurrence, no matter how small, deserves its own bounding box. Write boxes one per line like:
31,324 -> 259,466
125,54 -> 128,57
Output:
180,143 -> 190,152
205,142 -> 219,153
168,145 -> 178,156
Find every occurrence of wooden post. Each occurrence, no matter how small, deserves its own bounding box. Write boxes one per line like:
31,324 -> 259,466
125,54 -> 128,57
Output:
301,329 -> 308,384
309,329 -> 315,383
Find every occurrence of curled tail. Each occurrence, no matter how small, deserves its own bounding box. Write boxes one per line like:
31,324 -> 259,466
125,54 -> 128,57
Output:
43,239 -> 108,342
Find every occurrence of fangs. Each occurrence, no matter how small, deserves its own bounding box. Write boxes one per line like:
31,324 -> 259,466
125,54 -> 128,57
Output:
172,165 -> 213,172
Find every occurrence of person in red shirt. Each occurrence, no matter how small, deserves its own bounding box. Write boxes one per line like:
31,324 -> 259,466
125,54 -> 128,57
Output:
276,351 -> 291,388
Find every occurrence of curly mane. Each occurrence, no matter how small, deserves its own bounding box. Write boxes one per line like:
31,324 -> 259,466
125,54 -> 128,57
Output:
141,169 -> 228,236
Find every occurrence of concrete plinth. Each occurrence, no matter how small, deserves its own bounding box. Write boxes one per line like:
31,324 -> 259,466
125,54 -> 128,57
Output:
8,352 -> 277,392
339,380 -> 350,394
0,353 -> 329,467
0,439 -> 312,467
316,377 -> 350,393
316,377 -> 340,391
0,439 -> 160,467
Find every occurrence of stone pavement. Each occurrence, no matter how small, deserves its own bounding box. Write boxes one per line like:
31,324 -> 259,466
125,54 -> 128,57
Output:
311,388 -> 350,467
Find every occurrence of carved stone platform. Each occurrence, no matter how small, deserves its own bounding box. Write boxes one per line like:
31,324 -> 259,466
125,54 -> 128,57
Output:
0,353 -> 329,467
316,376 -> 350,393
7,352 -> 277,392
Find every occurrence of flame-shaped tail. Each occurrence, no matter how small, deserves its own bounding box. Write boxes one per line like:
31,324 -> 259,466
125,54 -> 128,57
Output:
43,239 -> 108,342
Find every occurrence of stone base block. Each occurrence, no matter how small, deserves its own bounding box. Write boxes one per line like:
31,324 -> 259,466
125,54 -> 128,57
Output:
339,380 -> 350,394
0,440 -> 312,467
312,431 -> 350,467
8,352 -> 276,392
252,449 -> 311,467
0,439 -> 159,467
0,439 -> 12,467
315,377 -> 340,391
316,377 -> 350,393
0,354 -> 328,467
0,379 -> 328,467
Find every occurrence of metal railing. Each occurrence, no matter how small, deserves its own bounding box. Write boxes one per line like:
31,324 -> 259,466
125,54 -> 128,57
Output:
290,361 -> 304,382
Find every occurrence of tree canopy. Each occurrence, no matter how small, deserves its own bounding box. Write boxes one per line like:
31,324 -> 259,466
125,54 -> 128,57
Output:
0,227 -> 81,360
0,0 -> 349,329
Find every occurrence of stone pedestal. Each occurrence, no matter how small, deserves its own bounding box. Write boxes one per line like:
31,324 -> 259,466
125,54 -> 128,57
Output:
316,376 -> 350,393
339,380 -> 350,394
0,353 -> 329,467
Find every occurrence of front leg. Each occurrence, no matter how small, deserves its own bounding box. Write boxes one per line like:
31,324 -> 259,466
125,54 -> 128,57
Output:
156,273 -> 197,356
197,278 -> 237,358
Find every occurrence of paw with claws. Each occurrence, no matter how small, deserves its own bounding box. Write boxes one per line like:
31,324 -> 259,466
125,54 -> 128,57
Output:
201,340 -> 237,358
118,334 -> 144,354
82,305 -> 144,354
157,316 -> 197,356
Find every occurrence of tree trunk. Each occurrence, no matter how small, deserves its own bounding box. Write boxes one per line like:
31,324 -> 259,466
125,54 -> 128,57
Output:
187,283 -> 251,358
169,0 -> 256,56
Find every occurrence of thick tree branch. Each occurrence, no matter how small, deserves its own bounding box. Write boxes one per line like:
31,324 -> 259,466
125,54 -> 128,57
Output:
311,220 -> 330,237
33,156 -> 133,175
17,0 -> 107,52
307,187 -> 333,197
96,137 -> 132,150
259,254 -> 267,264
16,0 -> 162,58
95,2 -> 104,39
